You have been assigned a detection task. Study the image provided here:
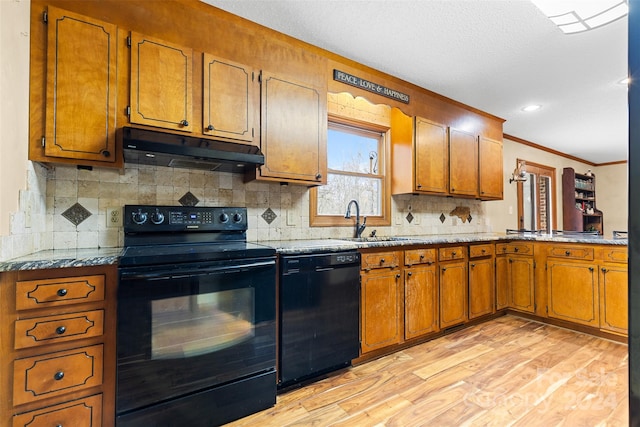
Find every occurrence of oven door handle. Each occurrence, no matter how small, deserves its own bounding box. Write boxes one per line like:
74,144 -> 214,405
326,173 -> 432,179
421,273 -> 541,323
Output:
120,260 -> 275,281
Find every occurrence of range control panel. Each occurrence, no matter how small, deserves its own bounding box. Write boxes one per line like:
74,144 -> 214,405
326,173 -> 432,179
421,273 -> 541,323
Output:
123,205 -> 247,232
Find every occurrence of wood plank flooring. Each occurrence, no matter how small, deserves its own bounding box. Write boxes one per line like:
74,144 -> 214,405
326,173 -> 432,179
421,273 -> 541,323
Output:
227,315 -> 628,426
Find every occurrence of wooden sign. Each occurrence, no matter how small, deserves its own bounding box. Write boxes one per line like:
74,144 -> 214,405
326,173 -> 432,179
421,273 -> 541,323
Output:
333,70 -> 410,104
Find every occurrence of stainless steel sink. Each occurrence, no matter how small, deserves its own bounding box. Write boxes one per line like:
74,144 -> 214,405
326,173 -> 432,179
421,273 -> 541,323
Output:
340,236 -> 409,242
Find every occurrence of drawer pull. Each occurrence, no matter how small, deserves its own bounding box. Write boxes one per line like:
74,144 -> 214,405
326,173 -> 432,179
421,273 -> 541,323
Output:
380,258 -> 385,264
56,326 -> 67,335
565,250 -> 571,256
514,247 -> 519,252
481,249 -> 486,253
57,288 -> 68,297
54,371 -> 65,381
420,254 -> 425,259
452,251 -> 457,256
407,271 -> 412,277
471,263 -> 476,267
602,267 -> 608,273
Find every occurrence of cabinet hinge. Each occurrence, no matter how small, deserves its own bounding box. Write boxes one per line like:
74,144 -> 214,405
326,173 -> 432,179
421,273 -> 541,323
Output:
43,11 -> 48,24
252,128 -> 254,138
126,106 -> 131,117
126,36 -> 131,47
258,71 -> 262,84
41,136 -> 45,147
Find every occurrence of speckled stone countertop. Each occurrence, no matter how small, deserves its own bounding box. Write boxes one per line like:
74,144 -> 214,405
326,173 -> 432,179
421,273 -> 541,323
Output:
0,248 -> 122,272
0,233 -> 627,272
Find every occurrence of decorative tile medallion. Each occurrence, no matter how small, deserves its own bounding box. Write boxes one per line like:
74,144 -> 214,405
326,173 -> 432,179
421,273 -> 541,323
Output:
439,213 -> 446,223
467,214 -> 473,223
179,191 -> 199,207
406,212 -> 414,224
261,208 -> 277,224
61,202 -> 92,226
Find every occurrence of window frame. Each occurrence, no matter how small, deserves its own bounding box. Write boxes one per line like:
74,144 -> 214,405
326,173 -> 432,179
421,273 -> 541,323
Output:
310,115 -> 391,227
516,159 -> 557,231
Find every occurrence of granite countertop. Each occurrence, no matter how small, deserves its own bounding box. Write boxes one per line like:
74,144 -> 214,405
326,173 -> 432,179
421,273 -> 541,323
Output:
0,233 -> 627,272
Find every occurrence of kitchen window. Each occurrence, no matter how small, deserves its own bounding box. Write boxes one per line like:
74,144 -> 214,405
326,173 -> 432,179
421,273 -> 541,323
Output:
310,119 -> 391,227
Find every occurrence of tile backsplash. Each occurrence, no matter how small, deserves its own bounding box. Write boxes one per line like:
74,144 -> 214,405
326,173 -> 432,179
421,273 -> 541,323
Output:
1,163 -> 491,261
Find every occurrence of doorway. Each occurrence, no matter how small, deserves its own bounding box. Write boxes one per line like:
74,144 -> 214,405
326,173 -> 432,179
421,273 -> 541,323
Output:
516,159 -> 556,232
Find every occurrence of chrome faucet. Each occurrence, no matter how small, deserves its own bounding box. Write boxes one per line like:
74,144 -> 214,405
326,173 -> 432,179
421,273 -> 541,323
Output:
345,199 -> 367,238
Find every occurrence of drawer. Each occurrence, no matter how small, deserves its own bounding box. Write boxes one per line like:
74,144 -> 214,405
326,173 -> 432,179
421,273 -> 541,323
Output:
13,394 -> 102,427
496,242 -> 534,255
438,246 -> 465,261
547,245 -> 594,260
13,344 -> 103,406
15,310 -> 104,350
361,251 -> 401,270
469,244 -> 494,258
16,275 -> 105,311
405,248 -> 436,266
602,247 -> 628,263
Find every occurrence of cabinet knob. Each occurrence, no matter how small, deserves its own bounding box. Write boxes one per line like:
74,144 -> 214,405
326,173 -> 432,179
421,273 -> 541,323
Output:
380,258 -> 385,264
589,267 -> 594,272
315,173 -> 322,180
101,150 -> 111,158
471,263 -> 476,267
451,188 -> 455,192
57,288 -> 68,297
442,267 -> 447,272
452,251 -> 457,256
54,371 -> 65,381
602,267 -> 607,273
55,326 -> 66,335
417,184 -> 422,188
565,250 -> 571,256
180,119 -> 189,127
407,271 -> 412,277
514,247 -> 519,252
419,254 -> 425,259
206,124 -> 214,131
396,274 -> 401,279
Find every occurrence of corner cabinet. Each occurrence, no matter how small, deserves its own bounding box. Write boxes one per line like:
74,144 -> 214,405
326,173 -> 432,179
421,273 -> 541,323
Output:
495,242 -> 535,314
562,167 -> 604,234
253,71 -> 327,185
31,6 -> 119,165
478,136 -> 503,200
129,32 -> 193,132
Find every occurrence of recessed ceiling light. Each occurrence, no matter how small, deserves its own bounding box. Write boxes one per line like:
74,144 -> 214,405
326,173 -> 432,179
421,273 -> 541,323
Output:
521,104 -> 542,112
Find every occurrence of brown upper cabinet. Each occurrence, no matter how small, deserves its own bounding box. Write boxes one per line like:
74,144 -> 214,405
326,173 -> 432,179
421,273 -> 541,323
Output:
250,71 -> 327,185
129,32 -> 193,132
479,136 -> 503,200
391,109 -> 502,200
449,127 -> 479,197
36,7 -> 118,164
202,54 -> 258,144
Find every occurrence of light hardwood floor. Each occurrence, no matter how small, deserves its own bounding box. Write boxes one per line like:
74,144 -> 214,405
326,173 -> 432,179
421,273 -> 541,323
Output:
227,315 -> 628,426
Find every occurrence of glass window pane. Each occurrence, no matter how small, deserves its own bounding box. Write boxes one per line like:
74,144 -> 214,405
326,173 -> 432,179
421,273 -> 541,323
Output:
317,173 -> 381,216
327,128 -> 380,174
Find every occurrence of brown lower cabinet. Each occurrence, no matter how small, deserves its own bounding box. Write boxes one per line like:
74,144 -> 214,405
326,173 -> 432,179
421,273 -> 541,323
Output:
468,244 -> 495,319
495,242 -> 536,314
439,245 -> 468,329
0,265 -> 117,427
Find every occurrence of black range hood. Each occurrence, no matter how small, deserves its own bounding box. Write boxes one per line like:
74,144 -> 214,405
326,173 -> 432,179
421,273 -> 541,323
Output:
120,126 -> 264,173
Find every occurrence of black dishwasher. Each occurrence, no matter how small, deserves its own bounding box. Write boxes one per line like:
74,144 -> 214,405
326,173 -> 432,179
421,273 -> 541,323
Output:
279,251 -> 360,388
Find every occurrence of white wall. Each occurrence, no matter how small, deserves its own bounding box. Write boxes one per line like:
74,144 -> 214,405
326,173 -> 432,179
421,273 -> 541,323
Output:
484,137 -> 628,235
0,0 -> 30,236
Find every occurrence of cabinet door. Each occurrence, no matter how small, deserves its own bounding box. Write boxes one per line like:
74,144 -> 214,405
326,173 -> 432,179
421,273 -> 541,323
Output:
405,265 -> 438,340
361,270 -> 402,353
600,265 -> 628,334
479,136 -> 503,200
45,7 -> 117,162
414,117 -> 448,194
509,257 -> 535,313
469,258 -> 495,319
439,261 -> 467,329
547,261 -> 599,327
259,72 -> 327,184
202,53 -> 258,144
449,128 -> 478,197
495,256 -> 509,310
130,32 -> 193,132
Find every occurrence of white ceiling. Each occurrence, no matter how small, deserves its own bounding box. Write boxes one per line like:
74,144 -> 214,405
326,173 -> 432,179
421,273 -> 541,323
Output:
203,0 -> 628,164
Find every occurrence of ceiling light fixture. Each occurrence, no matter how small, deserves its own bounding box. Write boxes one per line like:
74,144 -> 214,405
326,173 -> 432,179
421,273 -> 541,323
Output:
531,0 -> 628,34
521,104 -> 541,112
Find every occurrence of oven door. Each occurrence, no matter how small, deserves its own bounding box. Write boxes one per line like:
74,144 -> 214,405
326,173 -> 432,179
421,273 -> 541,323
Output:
116,257 -> 276,415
